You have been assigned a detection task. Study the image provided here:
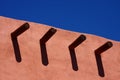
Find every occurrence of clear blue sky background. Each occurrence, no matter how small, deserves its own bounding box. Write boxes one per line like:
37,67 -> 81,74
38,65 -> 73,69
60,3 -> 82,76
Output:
0,0 -> 120,41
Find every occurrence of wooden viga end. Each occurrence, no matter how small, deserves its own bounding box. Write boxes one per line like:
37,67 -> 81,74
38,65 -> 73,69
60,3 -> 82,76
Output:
0,16 -> 120,80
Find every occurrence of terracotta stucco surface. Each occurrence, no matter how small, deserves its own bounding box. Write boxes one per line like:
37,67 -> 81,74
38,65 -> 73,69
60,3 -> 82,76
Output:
0,16 -> 120,80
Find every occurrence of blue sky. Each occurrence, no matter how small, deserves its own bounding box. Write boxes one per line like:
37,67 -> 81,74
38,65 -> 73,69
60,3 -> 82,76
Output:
0,0 -> 120,41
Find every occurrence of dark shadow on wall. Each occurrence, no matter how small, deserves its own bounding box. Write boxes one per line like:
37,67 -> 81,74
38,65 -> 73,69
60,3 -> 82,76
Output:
40,42 -> 49,66
11,37 -> 21,62
95,53 -> 105,77
69,48 -> 78,71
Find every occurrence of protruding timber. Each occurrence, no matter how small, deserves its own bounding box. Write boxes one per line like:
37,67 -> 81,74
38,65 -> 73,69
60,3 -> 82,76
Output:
11,23 -> 30,62
95,41 -> 113,54
40,28 -> 57,66
95,41 -> 113,77
69,35 -> 86,71
11,23 -> 30,38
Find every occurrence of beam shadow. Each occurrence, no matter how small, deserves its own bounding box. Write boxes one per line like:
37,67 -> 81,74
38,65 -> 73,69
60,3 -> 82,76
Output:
95,53 -> 105,77
11,37 -> 21,62
95,41 -> 113,77
40,28 -> 57,66
11,23 -> 30,62
69,35 -> 86,71
40,42 -> 48,66
69,48 -> 78,71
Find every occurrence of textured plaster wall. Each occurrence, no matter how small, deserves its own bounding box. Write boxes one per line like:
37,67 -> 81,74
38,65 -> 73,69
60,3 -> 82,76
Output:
0,16 -> 120,80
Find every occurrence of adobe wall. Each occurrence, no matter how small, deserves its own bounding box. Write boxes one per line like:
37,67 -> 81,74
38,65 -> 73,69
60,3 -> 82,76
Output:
0,16 -> 120,80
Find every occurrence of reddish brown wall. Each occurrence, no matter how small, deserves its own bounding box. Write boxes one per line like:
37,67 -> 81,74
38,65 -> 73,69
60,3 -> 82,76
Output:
0,16 -> 120,80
